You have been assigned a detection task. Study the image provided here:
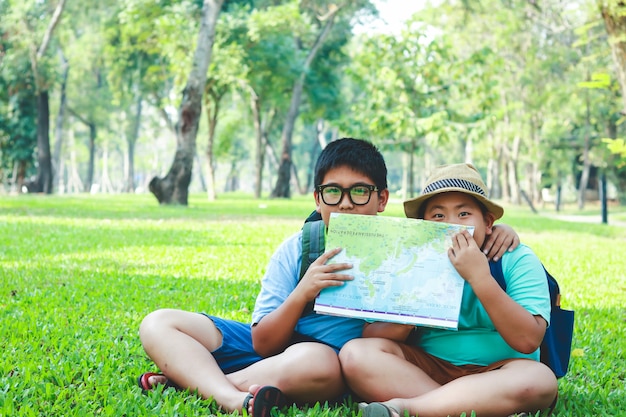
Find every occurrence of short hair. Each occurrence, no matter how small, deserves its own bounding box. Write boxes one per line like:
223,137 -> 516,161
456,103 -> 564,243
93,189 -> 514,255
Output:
314,138 -> 388,190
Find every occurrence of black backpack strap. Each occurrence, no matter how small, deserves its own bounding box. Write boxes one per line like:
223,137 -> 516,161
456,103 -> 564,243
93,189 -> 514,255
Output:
299,219 -> 326,316
489,259 -> 506,290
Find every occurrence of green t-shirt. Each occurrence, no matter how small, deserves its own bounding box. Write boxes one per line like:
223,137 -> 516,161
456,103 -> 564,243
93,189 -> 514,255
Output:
418,244 -> 551,366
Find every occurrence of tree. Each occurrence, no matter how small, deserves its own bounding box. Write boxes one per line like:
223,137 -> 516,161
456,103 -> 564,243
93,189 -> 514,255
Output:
149,0 -> 224,205
0,45 -> 38,191
104,0 -> 195,193
1,0 -> 67,193
271,3 -> 342,198
28,0 -> 68,193
598,1 -> 626,112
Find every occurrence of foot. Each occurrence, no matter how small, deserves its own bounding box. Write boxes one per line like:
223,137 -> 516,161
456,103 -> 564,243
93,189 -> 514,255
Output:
244,384 -> 289,417
137,372 -> 180,393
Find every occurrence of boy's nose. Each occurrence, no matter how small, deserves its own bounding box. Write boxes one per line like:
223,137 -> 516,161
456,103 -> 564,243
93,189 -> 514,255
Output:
338,192 -> 354,208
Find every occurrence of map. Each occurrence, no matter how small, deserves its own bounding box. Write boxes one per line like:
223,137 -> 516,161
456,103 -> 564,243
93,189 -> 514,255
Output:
313,213 -> 473,330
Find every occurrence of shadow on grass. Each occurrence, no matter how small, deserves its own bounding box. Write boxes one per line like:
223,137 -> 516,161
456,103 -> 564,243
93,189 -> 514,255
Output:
0,193 -> 317,222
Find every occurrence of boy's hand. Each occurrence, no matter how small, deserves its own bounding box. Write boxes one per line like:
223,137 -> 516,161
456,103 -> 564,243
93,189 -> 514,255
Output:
297,247 -> 354,302
482,224 -> 520,261
449,230 -> 490,285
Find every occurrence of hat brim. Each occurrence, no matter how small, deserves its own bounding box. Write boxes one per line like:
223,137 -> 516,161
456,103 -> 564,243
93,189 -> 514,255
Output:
404,188 -> 504,220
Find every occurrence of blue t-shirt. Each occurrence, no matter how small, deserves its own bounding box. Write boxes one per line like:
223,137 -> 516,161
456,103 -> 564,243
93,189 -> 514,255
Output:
251,231 -> 365,349
418,244 -> 551,366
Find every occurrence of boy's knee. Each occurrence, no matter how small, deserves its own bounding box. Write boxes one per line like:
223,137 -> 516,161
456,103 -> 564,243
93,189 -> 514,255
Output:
515,364 -> 558,408
338,339 -> 367,372
139,309 -> 175,341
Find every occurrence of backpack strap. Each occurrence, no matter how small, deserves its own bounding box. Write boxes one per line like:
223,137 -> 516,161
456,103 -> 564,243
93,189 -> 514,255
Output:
299,219 -> 326,316
300,219 -> 326,281
490,258 -> 559,307
489,257 -> 574,378
489,259 -> 506,290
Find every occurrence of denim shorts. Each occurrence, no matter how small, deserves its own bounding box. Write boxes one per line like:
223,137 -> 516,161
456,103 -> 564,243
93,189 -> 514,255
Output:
200,314 -> 264,374
199,313 -> 339,374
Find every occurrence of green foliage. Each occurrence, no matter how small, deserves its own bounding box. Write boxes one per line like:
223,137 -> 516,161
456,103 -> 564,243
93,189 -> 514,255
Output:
0,49 -> 38,174
0,5 -> 39,177
603,137 -> 626,165
1,194 -> 625,416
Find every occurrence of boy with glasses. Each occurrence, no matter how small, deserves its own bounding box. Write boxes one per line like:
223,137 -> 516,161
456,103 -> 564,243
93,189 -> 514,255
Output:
137,140 -> 520,417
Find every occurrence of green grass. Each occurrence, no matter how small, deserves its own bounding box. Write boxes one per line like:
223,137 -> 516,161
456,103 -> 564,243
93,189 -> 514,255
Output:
1,193 -> 625,416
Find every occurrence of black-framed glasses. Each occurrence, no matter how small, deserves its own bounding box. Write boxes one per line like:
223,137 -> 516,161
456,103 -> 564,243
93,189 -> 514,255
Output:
317,183 -> 379,206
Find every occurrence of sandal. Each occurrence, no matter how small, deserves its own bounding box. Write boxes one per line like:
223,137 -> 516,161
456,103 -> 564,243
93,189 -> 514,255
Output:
137,372 -> 181,393
359,402 -> 400,417
243,385 -> 289,417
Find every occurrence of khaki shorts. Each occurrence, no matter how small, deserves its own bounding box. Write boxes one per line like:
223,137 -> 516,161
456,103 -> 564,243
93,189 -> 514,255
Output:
398,344 -> 522,385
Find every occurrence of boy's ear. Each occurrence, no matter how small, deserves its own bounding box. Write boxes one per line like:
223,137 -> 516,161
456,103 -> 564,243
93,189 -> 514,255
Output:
377,189 -> 390,212
314,191 -> 322,212
484,212 -> 496,234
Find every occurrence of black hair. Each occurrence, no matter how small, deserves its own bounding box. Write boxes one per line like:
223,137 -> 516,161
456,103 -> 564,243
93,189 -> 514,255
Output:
314,138 -> 388,190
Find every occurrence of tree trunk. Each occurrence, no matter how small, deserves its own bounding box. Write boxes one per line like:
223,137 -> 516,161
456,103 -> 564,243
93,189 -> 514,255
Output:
529,114 -> 542,204
303,120 -> 326,192
14,160 -> 27,193
30,0 -> 67,194
251,89 -> 264,198
85,123 -> 96,193
407,139 -> 417,198
195,153 -> 207,192
124,94 -> 142,193
68,128 -> 83,193
291,161 -> 305,195
271,6 -> 340,198
204,91 -> 220,201
486,129 -> 502,199
224,159 -> 239,192
100,142 -> 114,194
149,0 -> 223,205
53,52 -> 68,191
34,91 -> 53,193
250,90 -> 275,198
508,134 -> 521,205
577,88 -> 592,210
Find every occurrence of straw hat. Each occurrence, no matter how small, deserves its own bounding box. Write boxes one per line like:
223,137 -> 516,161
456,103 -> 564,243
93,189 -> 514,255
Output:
404,163 -> 504,220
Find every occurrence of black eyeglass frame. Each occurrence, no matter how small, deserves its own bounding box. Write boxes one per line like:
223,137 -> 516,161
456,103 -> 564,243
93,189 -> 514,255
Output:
316,183 -> 379,206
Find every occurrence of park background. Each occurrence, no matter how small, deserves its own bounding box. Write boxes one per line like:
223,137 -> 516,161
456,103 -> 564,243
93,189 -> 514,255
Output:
2,0 -> 626,416
1,0 -> 626,211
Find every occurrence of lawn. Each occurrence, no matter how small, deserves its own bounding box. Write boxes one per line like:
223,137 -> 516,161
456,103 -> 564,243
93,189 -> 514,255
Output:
1,193 -> 624,416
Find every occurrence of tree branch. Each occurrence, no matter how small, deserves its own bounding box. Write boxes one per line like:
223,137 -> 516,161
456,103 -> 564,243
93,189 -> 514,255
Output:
37,0 -> 67,60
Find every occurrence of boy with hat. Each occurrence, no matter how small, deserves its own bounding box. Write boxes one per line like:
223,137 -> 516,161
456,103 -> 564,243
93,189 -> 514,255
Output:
339,163 -> 558,417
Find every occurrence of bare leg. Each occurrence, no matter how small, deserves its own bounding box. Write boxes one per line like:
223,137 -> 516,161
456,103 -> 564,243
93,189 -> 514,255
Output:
340,337 -> 441,401
341,338 -> 558,417
228,342 -> 346,404
140,309 -> 347,411
139,309 -> 249,412
384,360 -> 557,417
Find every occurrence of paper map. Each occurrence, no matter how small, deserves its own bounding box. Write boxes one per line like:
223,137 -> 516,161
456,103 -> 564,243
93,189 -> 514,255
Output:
314,213 -> 473,330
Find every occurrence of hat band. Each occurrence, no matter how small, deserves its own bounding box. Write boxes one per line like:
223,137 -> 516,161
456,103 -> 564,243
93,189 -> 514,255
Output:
422,178 -> 486,196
